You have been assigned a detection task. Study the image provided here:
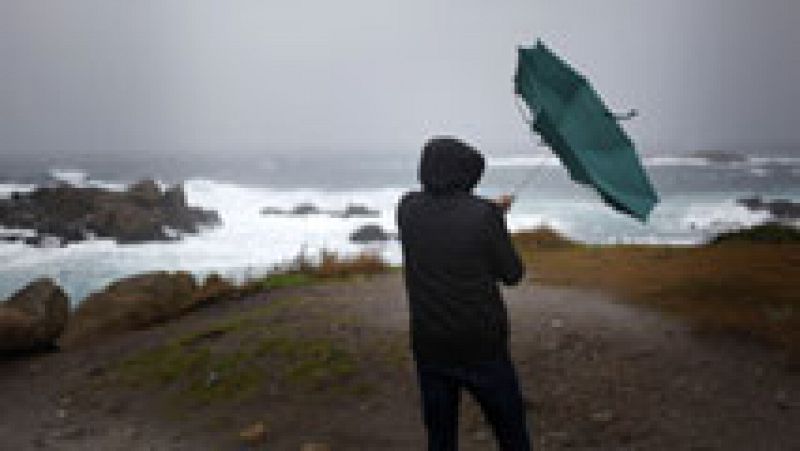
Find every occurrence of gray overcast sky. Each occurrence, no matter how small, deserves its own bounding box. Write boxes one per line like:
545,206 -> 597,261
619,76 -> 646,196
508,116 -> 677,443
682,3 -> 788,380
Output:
1,0 -> 799,157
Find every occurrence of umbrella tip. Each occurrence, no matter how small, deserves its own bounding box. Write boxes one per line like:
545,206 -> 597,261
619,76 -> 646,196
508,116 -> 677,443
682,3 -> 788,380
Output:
517,38 -> 546,52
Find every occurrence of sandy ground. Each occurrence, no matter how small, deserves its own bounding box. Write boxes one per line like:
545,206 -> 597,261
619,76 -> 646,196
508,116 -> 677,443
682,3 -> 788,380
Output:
0,273 -> 798,450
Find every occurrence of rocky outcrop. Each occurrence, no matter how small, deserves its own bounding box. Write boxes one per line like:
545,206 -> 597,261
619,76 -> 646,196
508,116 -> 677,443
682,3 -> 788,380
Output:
260,206 -> 287,215
330,204 -> 380,218
259,203 -> 321,216
291,203 -> 321,215
0,278 -> 70,353
737,196 -> 800,220
261,202 -> 380,218
693,150 -> 748,163
62,271 -> 198,346
349,224 -> 394,243
0,179 -> 220,245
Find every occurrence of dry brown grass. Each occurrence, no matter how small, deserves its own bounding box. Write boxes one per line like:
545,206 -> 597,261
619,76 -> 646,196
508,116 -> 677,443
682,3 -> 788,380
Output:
513,227 -> 800,357
313,250 -> 390,279
512,226 -> 577,250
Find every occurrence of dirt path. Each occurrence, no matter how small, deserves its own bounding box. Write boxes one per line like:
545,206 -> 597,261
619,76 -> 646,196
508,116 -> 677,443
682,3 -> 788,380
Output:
1,273 -> 798,450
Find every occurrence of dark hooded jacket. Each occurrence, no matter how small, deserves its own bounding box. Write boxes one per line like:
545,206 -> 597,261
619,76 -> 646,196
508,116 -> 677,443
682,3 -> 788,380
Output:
397,137 -> 524,364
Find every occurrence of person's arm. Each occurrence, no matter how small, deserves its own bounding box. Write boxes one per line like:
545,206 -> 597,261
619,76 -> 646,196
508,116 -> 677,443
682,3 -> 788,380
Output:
484,202 -> 524,286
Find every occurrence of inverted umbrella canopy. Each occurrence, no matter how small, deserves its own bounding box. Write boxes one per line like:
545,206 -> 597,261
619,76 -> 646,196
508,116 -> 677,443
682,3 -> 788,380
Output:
514,40 -> 659,221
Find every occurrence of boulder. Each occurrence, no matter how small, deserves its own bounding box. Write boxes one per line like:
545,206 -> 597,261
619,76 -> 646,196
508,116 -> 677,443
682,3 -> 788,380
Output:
291,203 -> 321,215
333,203 -> 380,218
93,203 -> 167,243
260,206 -> 287,215
0,307 -> 41,352
0,278 -> 70,352
693,150 -> 747,163
349,224 -> 394,243
63,271 -> 198,346
737,196 -> 800,220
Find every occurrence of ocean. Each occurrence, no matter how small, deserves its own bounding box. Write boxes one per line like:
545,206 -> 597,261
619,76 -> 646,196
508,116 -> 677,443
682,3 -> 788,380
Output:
1,151 -> 799,304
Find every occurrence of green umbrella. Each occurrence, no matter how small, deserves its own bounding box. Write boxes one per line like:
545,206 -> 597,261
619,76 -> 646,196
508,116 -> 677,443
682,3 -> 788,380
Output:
514,40 -> 659,221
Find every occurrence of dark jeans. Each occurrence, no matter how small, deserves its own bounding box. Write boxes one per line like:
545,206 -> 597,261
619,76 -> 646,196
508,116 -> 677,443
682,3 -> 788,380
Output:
415,356 -> 532,451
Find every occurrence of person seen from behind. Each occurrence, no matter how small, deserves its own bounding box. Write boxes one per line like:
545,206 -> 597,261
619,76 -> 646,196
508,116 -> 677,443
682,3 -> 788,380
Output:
397,136 -> 531,451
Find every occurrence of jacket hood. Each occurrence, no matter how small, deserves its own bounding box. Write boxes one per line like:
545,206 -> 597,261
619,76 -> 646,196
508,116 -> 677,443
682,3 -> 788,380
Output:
419,137 -> 485,194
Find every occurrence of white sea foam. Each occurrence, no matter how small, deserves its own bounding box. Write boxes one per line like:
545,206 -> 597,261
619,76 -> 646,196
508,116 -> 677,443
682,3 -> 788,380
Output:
643,156 -> 710,167
679,199 -> 771,232
0,227 -> 36,239
748,156 -> 800,166
487,156 -> 561,167
48,168 -> 126,191
0,183 -> 35,198
49,169 -> 89,186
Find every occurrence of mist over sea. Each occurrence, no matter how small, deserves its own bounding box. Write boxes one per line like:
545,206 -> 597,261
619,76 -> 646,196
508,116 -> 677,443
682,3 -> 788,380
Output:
1,151 -> 799,303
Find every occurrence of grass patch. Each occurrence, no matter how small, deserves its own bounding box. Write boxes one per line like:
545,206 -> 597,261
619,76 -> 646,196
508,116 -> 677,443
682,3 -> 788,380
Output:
240,250 -> 391,295
513,226 -> 800,358
113,304 -> 359,406
249,273 -> 316,291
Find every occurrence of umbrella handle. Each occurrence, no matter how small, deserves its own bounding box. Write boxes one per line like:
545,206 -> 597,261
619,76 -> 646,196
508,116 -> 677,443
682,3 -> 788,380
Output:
514,95 -> 538,125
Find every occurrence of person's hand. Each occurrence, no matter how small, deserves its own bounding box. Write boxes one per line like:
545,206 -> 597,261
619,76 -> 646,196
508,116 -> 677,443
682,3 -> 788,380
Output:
491,194 -> 515,213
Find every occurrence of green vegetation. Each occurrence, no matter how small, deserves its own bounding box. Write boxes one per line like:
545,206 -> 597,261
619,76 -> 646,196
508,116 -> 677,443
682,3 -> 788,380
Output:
238,250 -> 391,295
248,272 -> 316,291
113,298 -> 359,406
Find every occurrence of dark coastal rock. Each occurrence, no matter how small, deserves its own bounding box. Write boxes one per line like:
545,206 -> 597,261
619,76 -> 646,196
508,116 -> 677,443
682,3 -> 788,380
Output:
693,150 -> 748,163
260,206 -> 287,215
0,278 -> 70,353
261,202 -> 381,218
22,235 -> 64,248
331,204 -> 380,218
260,203 -> 323,216
62,271 -> 198,346
0,179 -> 220,245
128,179 -> 162,205
349,224 -> 394,243
163,184 -> 188,210
737,196 -> 800,220
291,203 -> 321,215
